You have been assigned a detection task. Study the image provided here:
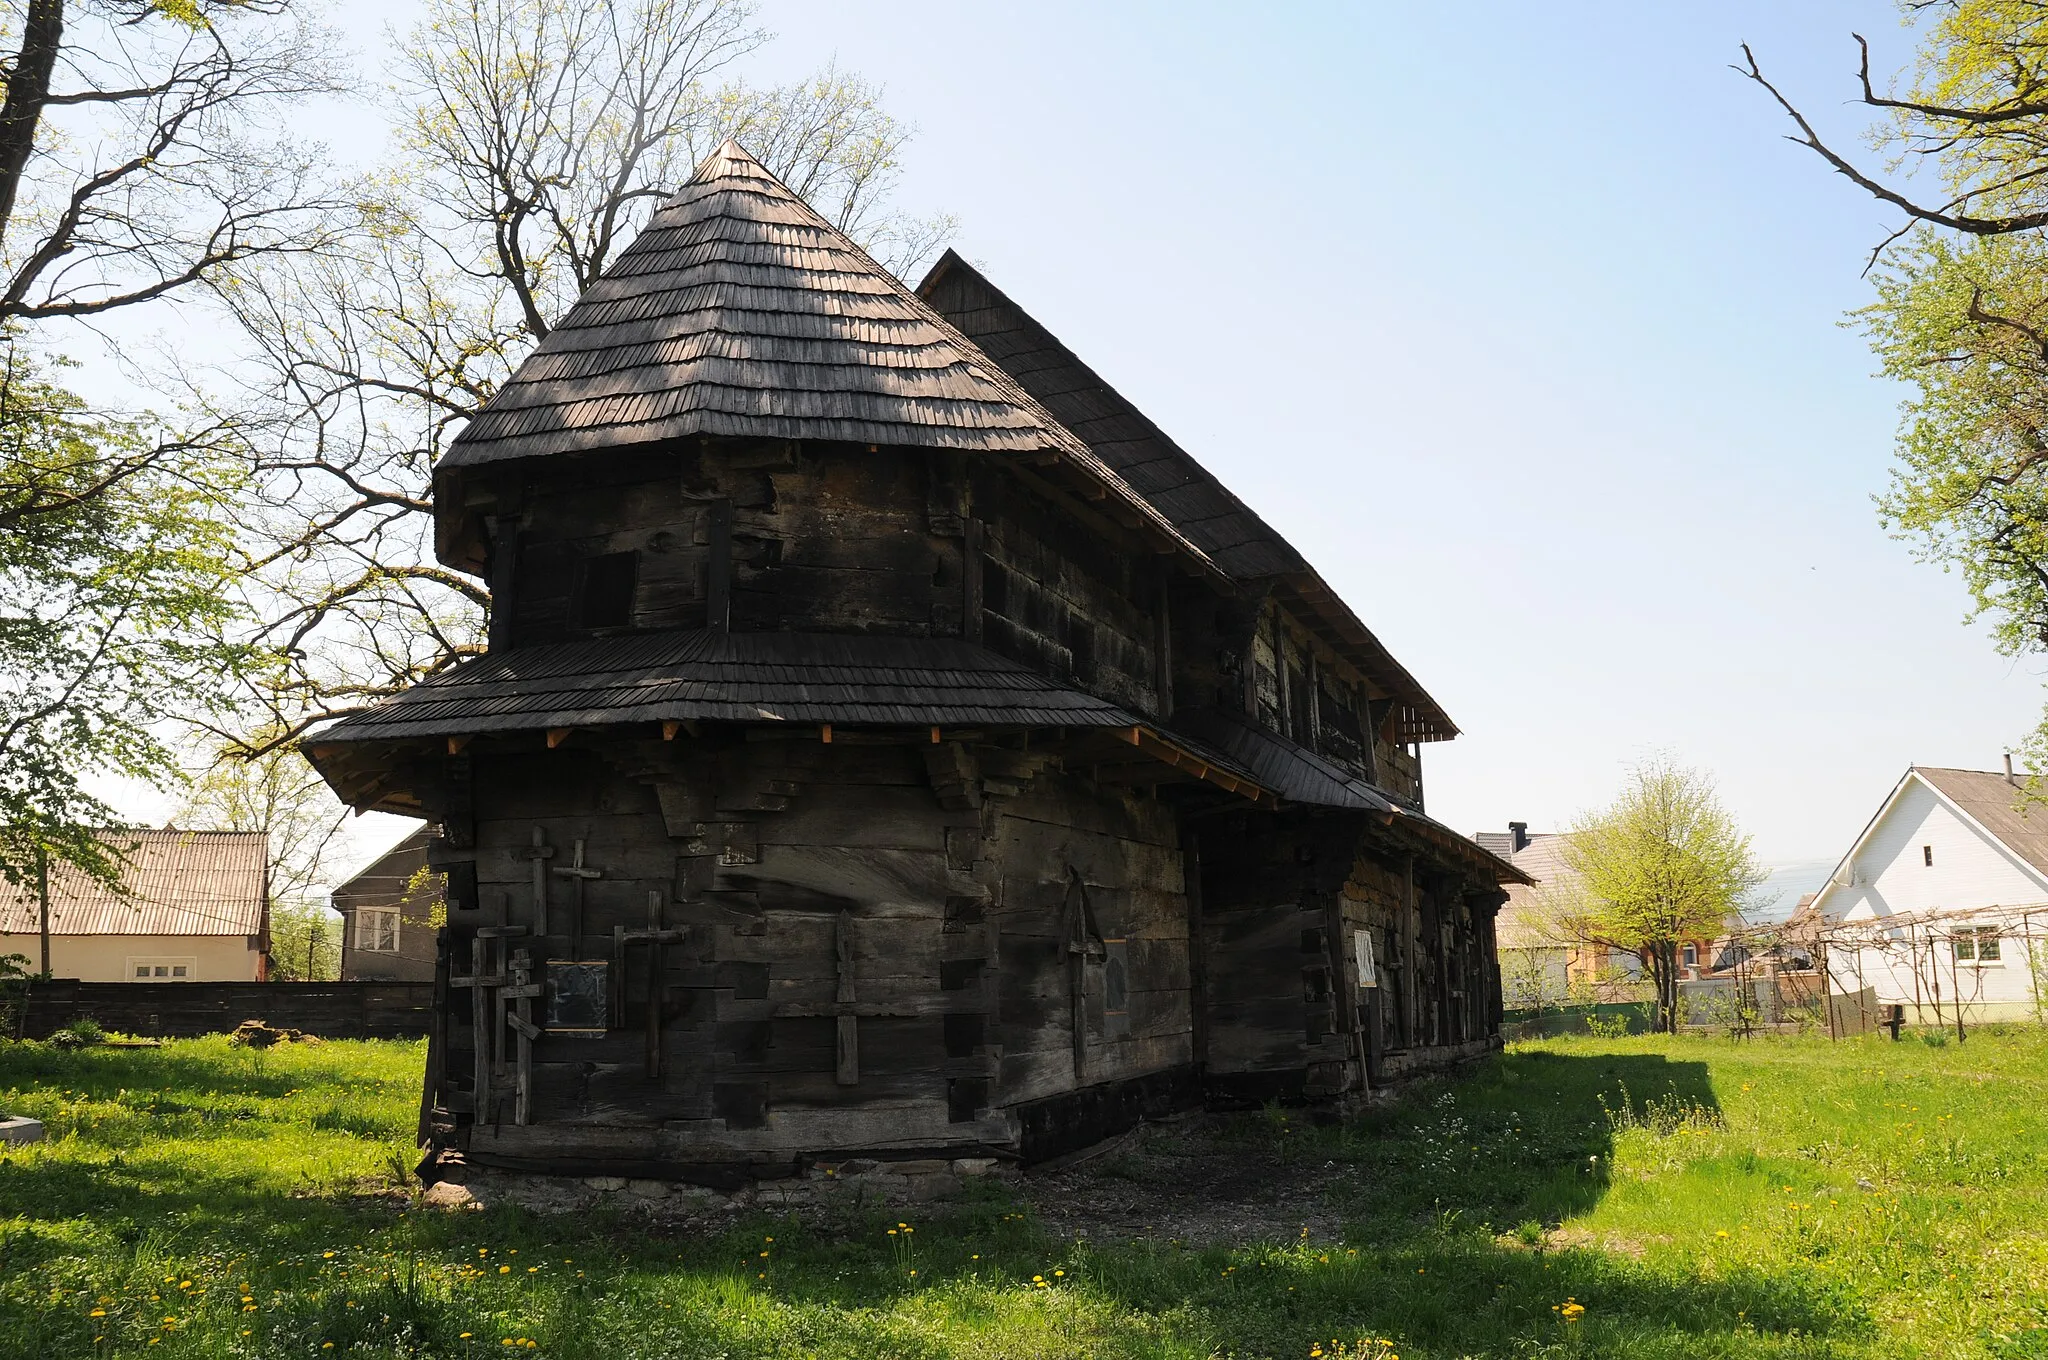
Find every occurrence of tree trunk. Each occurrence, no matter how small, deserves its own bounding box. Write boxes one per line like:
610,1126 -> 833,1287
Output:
35,844 -> 50,979
0,0 -> 63,247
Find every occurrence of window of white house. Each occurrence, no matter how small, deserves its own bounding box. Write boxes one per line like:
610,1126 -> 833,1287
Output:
1952,926 -> 2003,964
355,907 -> 400,953
128,957 -> 195,979
1682,944 -> 1698,968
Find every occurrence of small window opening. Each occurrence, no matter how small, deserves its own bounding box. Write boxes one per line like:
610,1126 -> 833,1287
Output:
1682,944 -> 1698,968
579,552 -> 637,630
1924,844 -> 1934,867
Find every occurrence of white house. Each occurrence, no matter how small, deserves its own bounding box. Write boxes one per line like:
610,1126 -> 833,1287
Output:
1815,767 -> 2048,1024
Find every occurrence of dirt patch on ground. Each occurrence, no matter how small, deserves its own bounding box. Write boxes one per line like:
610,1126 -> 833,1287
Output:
399,1114 -> 1362,1246
1019,1114 -> 1360,1247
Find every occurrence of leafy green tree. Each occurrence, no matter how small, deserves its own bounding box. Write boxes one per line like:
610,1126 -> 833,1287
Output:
1745,3 -> 2048,766
0,0 -> 343,886
0,345 -> 247,890
1562,757 -> 1766,1034
175,740 -> 347,909
266,898 -> 340,982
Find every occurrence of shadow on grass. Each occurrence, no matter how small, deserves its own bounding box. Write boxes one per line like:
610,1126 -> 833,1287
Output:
0,1041 -> 1871,1360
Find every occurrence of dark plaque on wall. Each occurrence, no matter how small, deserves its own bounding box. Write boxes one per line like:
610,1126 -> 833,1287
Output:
544,960 -> 610,1036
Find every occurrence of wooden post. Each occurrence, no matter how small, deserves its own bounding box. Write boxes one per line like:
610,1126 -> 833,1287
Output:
963,517 -> 984,644
1951,933 -> 1967,1043
34,846 -> 49,979
834,909 -> 858,1086
551,839 -> 602,945
469,934 -> 493,1121
707,497 -> 732,631
525,827 -> 555,936
1403,857 -> 1421,1045
646,892 -> 665,1078
508,949 -> 535,1125
1182,837 -> 1209,1072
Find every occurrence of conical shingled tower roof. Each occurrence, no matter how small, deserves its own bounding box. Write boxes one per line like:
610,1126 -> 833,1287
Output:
441,141 -> 1101,469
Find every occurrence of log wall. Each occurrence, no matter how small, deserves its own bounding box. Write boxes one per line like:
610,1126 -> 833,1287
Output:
440,732 -> 1196,1169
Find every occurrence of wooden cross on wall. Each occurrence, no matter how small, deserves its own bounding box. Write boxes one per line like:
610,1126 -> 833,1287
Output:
767,910 -> 923,1087
550,838 -> 603,942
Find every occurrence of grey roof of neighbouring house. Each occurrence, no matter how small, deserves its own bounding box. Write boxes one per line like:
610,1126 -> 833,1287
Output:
0,830 -> 267,937
1916,766 -> 2048,880
307,629 -> 1146,744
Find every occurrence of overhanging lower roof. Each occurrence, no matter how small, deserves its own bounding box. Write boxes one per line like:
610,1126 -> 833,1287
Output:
1169,708 -> 1527,886
306,629 -> 1141,746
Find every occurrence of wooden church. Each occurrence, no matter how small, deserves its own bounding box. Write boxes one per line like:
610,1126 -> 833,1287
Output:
307,142 -> 1527,1180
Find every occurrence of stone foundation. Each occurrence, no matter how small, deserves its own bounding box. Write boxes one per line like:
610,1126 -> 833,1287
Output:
427,1155 -> 1009,1213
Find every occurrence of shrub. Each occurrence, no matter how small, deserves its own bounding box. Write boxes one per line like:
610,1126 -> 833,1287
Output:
46,1016 -> 106,1048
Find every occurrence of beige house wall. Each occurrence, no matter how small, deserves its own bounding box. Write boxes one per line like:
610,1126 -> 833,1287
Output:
0,932 -> 263,982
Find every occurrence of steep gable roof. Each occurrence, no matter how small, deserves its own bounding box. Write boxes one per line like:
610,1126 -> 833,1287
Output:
1810,766 -> 2048,921
917,250 -> 1457,741
0,830 -> 267,937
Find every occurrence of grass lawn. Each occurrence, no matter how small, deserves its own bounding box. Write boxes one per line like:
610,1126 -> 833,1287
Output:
2,1029 -> 2046,1359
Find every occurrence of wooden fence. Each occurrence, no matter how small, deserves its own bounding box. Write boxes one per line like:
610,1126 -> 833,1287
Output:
16,980 -> 435,1040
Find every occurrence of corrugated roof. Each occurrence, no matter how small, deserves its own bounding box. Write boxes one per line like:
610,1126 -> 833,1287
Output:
1918,766 -> 2048,879
0,830 -> 267,937
1495,834 -> 1578,949
307,628 -> 1144,748
916,251 -> 1457,741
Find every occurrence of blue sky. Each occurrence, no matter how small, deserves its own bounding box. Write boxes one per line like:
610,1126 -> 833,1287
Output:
723,1 -> 2035,896
121,3 -> 2042,900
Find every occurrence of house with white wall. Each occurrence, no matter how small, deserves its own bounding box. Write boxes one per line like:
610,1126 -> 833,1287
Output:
1815,766 -> 2048,1024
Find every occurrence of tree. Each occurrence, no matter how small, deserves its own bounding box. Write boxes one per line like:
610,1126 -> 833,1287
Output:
0,342 -> 247,894
208,0 -> 951,749
1561,757 -> 1766,1034
1743,4 -> 2048,769
266,897 -> 338,981
0,0 -> 345,883
175,738 -> 348,909
0,0 -> 344,323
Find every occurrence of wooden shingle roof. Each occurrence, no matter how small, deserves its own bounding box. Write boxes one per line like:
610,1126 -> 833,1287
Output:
0,830 -> 267,937
440,140 -> 1212,569
307,629 -> 1145,749
918,251 -> 1457,742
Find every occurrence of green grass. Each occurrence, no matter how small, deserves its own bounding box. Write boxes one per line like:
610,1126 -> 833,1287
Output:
3,1030 -> 2047,1358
